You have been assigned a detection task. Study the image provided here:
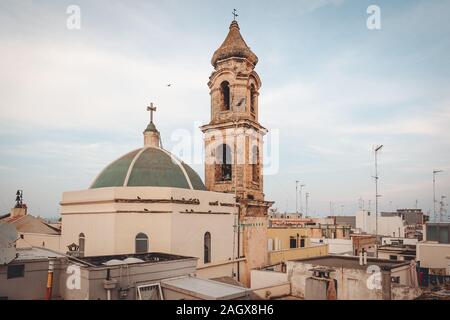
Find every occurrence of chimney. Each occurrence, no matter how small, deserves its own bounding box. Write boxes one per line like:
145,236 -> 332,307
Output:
10,206 -> 27,219
381,267 -> 392,300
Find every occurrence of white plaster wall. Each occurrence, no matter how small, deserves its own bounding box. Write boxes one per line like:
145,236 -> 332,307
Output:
355,210 -> 405,237
250,270 -> 288,289
171,211 -> 235,268
61,213 -> 116,256
310,238 -> 353,254
17,233 -> 61,252
60,186 -> 237,265
287,261 -> 383,300
417,242 -> 450,273
114,212 -> 172,254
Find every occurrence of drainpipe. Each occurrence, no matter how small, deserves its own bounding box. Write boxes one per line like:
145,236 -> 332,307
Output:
103,268 -> 118,300
45,259 -> 55,300
237,204 -> 241,282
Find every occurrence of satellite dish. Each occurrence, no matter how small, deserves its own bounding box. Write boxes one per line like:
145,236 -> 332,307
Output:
0,222 -> 18,265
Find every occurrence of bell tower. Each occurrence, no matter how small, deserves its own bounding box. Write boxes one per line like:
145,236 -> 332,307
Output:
201,18 -> 273,286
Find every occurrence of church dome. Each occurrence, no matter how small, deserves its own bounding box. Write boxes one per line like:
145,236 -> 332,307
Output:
90,146 -> 206,190
211,20 -> 258,67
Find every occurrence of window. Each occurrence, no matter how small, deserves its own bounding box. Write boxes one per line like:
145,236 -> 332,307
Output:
79,233 -> 85,257
7,265 -> 25,279
215,144 -> 232,181
251,145 -> 259,183
135,233 -> 149,254
204,232 -> 211,263
137,283 -> 164,300
300,239 -> 305,248
391,276 -> 400,284
289,237 -> 297,249
220,81 -> 230,111
250,84 -> 256,114
389,255 -> 398,261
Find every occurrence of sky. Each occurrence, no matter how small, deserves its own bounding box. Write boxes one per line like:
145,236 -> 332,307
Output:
0,0 -> 449,219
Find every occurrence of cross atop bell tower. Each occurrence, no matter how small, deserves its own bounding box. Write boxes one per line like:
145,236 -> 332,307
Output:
232,8 -> 238,21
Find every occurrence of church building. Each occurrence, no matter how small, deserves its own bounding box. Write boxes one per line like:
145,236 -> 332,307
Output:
60,18 -> 272,286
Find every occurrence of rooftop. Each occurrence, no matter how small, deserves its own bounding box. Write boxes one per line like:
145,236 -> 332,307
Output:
292,255 -> 410,270
77,252 -> 196,267
211,20 -> 258,67
0,214 -> 60,235
14,247 -> 66,262
90,146 -> 206,191
161,276 -> 249,300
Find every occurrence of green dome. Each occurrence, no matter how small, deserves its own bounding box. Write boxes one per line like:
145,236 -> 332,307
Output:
90,147 -> 206,190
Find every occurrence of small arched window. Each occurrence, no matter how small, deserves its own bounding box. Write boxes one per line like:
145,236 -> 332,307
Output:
251,145 -> 260,182
79,233 -> 85,257
204,232 -> 211,264
215,144 -> 232,181
250,84 -> 256,114
220,81 -> 231,111
135,233 -> 149,254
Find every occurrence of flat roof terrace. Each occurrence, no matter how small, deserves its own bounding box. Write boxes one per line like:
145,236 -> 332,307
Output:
77,252 -> 196,267
291,255 -> 410,271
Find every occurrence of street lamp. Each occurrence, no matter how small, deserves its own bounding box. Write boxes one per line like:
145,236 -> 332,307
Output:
299,184 -> 305,216
433,170 -> 443,222
305,192 -> 310,217
374,144 -> 383,257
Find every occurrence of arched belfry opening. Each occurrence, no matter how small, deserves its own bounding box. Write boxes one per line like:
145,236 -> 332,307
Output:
251,145 -> 260,183
250,84 -> 256,115
220,81 -> 231,111
215,143 -> 232,181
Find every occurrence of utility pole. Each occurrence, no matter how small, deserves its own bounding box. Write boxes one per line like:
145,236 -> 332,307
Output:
299,184 -> 305,216
433,170 -> 443,222
374,145 -> 383,258
439,196 -> 447,223
305,193 -> 310,217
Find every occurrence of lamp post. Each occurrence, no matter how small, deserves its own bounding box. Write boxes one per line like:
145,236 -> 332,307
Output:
374,144 -> 383,258
305,192 -> 310,217
433,170 -> 443,223
299,184 -> 305,216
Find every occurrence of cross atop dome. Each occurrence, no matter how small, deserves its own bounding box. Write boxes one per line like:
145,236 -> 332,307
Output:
147,102 -> 157,124
143,102 -> 160,147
